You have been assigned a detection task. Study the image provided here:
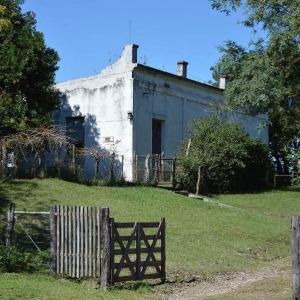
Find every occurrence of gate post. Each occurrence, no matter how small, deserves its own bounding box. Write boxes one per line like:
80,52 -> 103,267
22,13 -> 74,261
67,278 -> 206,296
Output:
50,205 -> 57,275
6,202 -> 15,247
100,207 -> 110,291
161,218 -> 166,283
137,222 -> 141,280
292,215 -> 300,299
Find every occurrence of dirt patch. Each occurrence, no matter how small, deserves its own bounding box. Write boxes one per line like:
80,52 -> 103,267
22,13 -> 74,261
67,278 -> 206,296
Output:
157,262 -> 291,299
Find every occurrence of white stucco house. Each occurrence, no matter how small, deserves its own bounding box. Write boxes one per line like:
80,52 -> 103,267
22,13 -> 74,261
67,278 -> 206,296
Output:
53,44 -> 268,181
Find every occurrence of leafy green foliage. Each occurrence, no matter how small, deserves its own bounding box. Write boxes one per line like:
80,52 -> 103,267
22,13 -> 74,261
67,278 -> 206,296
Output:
0,4 -> 10,30
176,114 -> 270,193
0,245 -> 50,273
0,0 -> 60,136
210,0 -> 300,174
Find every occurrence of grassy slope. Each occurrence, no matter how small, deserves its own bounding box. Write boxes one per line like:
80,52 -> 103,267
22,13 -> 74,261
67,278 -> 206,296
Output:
0,179 -> 298,299
212,187 -> 300,218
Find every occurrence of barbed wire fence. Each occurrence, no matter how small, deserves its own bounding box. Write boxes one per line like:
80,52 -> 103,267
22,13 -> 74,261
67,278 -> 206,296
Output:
3,203 -> 52,272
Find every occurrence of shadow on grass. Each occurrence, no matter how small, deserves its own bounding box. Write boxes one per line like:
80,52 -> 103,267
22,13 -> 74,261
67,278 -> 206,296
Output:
197,185 -> 300,199
0,179 -> 41,212
0,179 -> 51,250
274,186 -> 300,193
108,280 -> 164,292
59,277 -> 164,293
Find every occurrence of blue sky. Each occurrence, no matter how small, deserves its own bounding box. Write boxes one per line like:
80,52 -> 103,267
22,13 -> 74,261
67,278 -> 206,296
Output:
21,0 -> 254,84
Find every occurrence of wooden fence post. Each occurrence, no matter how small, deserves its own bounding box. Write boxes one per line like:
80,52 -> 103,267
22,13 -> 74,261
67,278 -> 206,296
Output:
72,144 -> 75,175
121,155 -> 124,180
153,155 -> 159,185
158,155 -> 162,182
110,218 -> 115,285
161,218 -> 166,283
56,143 -> 62,178
145,154 -> 150,185
135,154 -> 138,182
292,216 -> 300,299
100,207 -> 110,291
6,202 -> 15,247
108,153 -> 115,184
172,158 -> 176,189
196,166 -> 201,196
133,152 -> 137,182
2,146 -> 6,176
50,205 -> 57,275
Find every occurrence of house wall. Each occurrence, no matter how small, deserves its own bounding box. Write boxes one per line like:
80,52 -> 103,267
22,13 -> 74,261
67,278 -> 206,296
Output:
53,44 -> 269,181
132,67 -> 268,158
53,45 -> 138,180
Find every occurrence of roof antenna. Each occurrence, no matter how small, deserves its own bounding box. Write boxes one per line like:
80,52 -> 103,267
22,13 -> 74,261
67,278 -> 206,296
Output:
128,19 -> 131,44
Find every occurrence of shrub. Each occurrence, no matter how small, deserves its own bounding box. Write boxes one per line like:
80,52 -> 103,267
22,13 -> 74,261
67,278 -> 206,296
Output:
0,246 -> 33,272
176,114 -> 270,194
0,246 -> 49,273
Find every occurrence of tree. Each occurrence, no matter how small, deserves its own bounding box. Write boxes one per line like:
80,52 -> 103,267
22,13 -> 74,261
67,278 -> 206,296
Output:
0,0 -> 60,136
176,114 -> 270,194
210,0 -> 300,174
0,4 -> 10,30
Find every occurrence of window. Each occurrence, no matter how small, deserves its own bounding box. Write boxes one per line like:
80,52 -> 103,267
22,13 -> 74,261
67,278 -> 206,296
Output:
66,117 -> 85,148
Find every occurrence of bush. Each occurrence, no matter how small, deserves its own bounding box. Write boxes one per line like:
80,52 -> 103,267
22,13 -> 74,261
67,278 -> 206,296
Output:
0,246 -> 49,273
176,114 -> 270,194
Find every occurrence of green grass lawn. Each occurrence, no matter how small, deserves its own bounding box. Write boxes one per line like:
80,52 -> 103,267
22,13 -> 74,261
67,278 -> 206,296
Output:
0,273 -> 156,300
212,187 -> 300,218
0,179 -> 298,299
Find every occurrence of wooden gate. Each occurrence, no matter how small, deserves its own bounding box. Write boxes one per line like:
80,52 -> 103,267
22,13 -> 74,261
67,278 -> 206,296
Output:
133,154 -> 176,186
158,158 -> 176,184
50,205 -> 109,279
110,218 -> 166,284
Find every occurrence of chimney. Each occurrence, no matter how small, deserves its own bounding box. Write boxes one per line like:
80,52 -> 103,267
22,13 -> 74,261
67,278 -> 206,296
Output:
177,61 -> 188,78
131,44 -> 139,63
219,75 -> 229,89
123,44 -> 139,63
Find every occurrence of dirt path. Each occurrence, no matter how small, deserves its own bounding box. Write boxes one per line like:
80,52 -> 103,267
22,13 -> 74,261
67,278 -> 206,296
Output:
157,262 -> 291,300
155,193 -> 292,299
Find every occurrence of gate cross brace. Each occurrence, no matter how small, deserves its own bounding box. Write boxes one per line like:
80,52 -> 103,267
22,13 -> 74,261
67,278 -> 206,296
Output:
114,223 -> 138,278
140,222 -> 163,275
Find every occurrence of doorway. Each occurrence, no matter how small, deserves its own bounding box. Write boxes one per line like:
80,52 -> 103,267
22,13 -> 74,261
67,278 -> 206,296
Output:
152,119 -> 163,154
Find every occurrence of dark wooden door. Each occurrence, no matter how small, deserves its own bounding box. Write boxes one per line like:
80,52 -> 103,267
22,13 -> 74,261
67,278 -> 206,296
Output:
152,119 -> 162,154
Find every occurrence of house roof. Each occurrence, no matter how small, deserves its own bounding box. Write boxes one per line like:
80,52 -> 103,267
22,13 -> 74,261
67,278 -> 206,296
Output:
133,63 -> 223,94
56,44 -> 223,95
